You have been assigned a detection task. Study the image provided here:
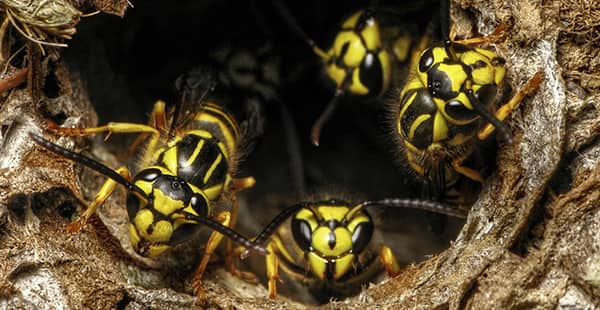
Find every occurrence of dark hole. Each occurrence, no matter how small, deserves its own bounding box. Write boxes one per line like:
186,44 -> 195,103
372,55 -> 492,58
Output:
43,71 -> 61,99
7,193 -> 28,222
57,201 -> 77,219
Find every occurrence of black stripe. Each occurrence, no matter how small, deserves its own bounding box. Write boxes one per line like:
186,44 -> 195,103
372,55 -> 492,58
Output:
176,134 -> 228,189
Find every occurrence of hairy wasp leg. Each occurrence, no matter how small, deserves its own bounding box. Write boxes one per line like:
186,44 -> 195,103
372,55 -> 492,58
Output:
478,71 -> 544,140
117,100 -> 168,160
192,210 -> 232,297
453,23 -> 510,46
66,166 -> 131,232
452,155 -> 484,183
379,246 -> 401,277
265,242 -> 279,299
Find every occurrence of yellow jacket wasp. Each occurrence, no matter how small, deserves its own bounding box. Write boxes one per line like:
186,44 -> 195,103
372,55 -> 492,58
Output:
29,88 -> 267,295
271,0 -> 418,146
391,0 -> 543,202
240,196 -> 466,301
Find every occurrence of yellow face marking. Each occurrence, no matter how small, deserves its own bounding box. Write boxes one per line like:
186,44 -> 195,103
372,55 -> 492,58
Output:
346,212 -> 370,232
334,253 -> 355,280
134,180 -> 153,199
461,51 -> 494,86
311,226 -> 352,257
134,166 -> 171,196
316,205 -> 350,222
308,252 -> 328,280
431,47 -> 451,64
408,114 -> 431,140
149,220 -> 174,243
334,31 -> 365,68
152,189 -> 185,216
133,209 -> 153,238
326,63 -> 347,89
349,67 -> 369,95
342,11 -> 361,28
184,139 -> 205,167
359,16 -> 381,51
295,208 -> 319,231
439,63 -> 468,94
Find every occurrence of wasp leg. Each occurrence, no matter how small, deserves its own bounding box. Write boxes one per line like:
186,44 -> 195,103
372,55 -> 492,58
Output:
117,100 -> 168,160
224,196 -> 258,282
219,177 -> 255,281
225,245 -> 259,283
265,242 -> 279,299
47,120 -> 159,140
379,245 -> 401,277
478,71 -> 544,140
229,176 -> 256,193
453,23 -> 510,46
48,115 -> 163,166
66,166 -> 131,232
451,155 -> 484,183
192,210 -> 232,297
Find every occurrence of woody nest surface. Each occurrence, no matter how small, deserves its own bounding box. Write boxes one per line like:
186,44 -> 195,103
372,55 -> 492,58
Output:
1,0 -> 599,309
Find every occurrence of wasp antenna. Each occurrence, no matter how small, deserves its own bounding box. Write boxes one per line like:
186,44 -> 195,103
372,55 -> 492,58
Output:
465,90 -> 513,144
438,0 -> 459,60
440,0 -> 452,47
29,132 -> 149,199
182,212 -> 268,256
271,0 -> 328,59
255,203 -> 307,246
310,90 -> 344,146
350,198 -> 468,219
